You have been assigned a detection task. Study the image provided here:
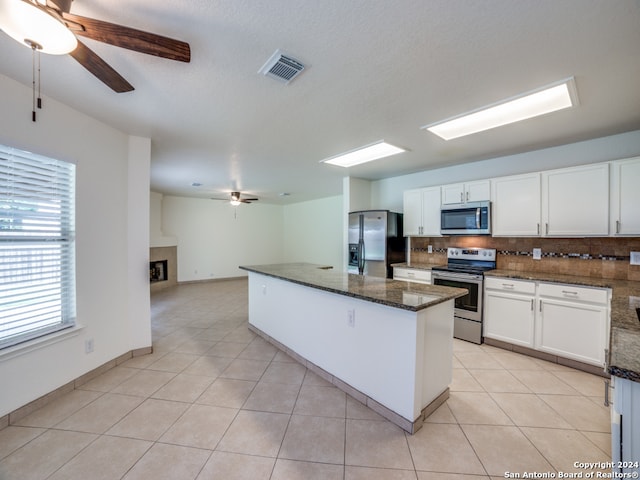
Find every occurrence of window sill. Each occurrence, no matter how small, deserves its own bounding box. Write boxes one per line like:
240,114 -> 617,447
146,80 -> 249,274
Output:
0,325 -> 85,362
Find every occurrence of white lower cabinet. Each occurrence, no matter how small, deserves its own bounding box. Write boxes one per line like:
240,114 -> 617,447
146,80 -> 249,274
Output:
393,267 -> 431,284
484,277 -> 610,367
484,278 -> 536,347
537,297 -> 608,366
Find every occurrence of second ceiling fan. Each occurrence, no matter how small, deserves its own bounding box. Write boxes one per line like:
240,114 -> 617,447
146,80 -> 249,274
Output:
211,192 -> 259,206
0,0 -> 191,92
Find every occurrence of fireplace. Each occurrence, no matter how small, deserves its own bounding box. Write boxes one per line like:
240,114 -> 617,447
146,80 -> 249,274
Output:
150,260 -> 168,283
150,246 -> 177,292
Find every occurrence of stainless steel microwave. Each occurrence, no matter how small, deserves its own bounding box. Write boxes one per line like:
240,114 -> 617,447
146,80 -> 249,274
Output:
440,201 -> 491,235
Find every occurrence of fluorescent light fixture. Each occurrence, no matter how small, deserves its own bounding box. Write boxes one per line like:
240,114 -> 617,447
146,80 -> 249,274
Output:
422,77 -> 578,140
0,0 -> 78,54
321,141 -> 406,168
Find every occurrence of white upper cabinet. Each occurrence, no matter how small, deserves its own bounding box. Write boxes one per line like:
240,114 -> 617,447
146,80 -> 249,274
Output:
441,180 -> 490,205
491,173 -> 541,236
610,156 -> 640,235
541,163 -> 609,236
403,186 -> 441,236
403,189 -> 423,236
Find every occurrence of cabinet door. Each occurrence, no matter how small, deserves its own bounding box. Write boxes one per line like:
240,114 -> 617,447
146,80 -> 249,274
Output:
403,189 -> 423,236
542,163 -> 609,236
465,180 -> 491,203
441,183 -> 464,204
491,173 -> 541,236
536,298 -> 607,366
611,157 -> 640,235
420,187 -> 442,236
484,291 -> 535,347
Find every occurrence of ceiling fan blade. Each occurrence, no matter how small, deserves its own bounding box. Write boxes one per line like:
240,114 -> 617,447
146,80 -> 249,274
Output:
69,40 -> 134,93
62,12 -> 191,63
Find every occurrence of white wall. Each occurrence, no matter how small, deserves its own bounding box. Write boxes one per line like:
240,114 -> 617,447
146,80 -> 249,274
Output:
0,74 -> 151,417
371,130 -> 640,212
161,196 -> 285,281
282,195 -> 343,268
150,191 -> 178,247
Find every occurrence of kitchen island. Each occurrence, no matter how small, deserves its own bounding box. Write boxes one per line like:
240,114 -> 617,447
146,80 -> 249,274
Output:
239,263 -> 467,433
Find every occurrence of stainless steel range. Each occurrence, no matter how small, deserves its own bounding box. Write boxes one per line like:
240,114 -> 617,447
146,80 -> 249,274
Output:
431,247 -> 496,344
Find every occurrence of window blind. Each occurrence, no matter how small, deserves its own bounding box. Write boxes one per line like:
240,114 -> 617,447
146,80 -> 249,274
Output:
0,145 -> 76,349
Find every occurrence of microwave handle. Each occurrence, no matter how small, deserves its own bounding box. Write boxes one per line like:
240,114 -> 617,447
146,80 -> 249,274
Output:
476,208 -> 481,228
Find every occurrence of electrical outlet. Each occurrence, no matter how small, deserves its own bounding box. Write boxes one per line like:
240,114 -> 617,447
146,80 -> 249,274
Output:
427,245 -> 433,253
631,252 -> 640,265
85,338 -> 94,354
347,309 -> 355,327
533,248 -> 542,260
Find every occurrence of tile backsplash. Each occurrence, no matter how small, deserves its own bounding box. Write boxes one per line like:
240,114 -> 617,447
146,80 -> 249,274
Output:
408,236 -> 640,281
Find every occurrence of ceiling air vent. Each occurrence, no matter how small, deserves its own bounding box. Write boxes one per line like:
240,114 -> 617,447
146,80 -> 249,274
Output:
258,49 -> 306,84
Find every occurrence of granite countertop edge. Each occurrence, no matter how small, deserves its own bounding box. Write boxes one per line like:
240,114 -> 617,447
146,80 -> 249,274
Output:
390,262 -> 435,272
240,263 -> 467,312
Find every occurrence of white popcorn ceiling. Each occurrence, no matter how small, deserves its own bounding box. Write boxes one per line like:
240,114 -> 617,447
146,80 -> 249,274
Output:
0,0 -> 639,203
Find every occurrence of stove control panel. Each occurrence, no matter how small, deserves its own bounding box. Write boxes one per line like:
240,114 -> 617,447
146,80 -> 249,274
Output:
447,247 -> 496,261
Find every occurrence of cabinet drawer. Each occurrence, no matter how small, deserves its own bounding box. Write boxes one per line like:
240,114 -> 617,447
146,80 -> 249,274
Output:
538,282 -> 609,304
393,267 -> 431,284
485,277 -> 536,294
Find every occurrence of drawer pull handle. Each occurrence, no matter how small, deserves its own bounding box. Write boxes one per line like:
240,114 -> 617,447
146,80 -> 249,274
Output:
562,290 -> 578,295
407,272 -> 415,277
502,283 -> 514,289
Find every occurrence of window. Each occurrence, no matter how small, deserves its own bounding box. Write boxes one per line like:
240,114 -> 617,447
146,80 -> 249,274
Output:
0,145 -> 76,349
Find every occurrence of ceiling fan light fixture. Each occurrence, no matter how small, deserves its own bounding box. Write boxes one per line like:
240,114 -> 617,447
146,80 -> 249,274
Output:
230,192 -> 241,206
0,0 -> 77,54
422,77 -> 579,140
321,140 -> 406,168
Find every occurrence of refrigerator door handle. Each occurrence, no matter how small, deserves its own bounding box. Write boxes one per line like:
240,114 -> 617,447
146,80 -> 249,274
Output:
358,241 -> 366,274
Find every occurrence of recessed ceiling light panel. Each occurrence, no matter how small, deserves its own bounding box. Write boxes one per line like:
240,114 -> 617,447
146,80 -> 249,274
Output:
320,141 -> 407,168
422,77 -> 579,140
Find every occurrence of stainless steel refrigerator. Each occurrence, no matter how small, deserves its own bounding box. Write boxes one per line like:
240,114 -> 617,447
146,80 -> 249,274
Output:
348,210 -> 405,278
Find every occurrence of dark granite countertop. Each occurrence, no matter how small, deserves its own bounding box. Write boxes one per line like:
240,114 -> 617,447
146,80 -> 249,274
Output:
485,269 -> 640,383
239,263 -> 467,312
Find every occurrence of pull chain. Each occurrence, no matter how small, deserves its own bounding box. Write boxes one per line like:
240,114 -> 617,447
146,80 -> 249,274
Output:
37,48 -> 42,110
27,39 -> 43,122
32,43 -> 36,122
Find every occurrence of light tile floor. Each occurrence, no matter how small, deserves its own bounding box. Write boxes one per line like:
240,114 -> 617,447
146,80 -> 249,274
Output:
0,278 -> 612,479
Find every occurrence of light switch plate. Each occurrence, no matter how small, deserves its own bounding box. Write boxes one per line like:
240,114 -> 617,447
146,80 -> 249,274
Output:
631,252 -> 640,265
532,248 -> 542,260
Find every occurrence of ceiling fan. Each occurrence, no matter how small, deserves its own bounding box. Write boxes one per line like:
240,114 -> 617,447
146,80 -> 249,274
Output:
211,192 -> 259,206
0,0 -> 190,93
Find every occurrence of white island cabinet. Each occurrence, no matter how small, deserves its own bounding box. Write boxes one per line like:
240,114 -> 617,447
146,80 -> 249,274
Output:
240,263 -> 466,433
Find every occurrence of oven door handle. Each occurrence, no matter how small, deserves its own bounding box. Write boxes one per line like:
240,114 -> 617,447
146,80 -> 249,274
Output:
432,272 -> 483,282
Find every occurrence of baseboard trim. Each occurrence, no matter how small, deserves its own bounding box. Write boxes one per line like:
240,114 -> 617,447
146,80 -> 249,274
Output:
483,337 -> 608,378
1,346 -> 153,429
